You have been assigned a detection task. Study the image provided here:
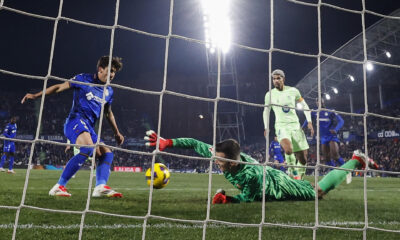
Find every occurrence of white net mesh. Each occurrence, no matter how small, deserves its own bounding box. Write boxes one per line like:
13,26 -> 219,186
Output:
0,0 -> 399,239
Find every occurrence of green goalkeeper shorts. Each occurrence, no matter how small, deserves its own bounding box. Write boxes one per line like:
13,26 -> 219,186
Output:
275,123 -> 309,152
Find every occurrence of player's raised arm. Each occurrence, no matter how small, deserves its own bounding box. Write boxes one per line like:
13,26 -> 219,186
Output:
105,104 -> 124,145
21,81 -> 71,104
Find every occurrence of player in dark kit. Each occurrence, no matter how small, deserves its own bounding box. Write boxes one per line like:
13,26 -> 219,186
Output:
303,99 -> 345,169
144,130 -> 378,203
21,56 -> 124,197
0,116 -> 18,174
269,136 -> 286,172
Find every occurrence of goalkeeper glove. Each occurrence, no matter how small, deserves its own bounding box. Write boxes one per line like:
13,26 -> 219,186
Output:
144,130 -> 173,151
212,189 -> 232,204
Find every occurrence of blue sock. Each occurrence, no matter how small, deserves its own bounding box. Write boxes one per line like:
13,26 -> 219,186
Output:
327,160 -> 335,167
0,155 -> 6,168
96,152 -> 113,186
337,157 -> 345,165
8,156 -> 14,170
58,152 -> 90,186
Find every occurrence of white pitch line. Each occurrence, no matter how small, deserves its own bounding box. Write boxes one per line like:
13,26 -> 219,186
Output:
0,221 -> 399,229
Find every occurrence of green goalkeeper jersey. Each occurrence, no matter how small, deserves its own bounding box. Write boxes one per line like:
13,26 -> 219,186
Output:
172,138 -> 315,203
263,86 -> 303,129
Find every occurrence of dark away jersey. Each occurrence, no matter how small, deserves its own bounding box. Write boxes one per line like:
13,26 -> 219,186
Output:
67,73 -> 113,126
3,123 -> 17,144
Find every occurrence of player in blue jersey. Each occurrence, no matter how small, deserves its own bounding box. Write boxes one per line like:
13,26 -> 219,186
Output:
269,136 -> 286,172
21,56 -> 124,198
0,116 -> 18,174
304,99 -> 345,170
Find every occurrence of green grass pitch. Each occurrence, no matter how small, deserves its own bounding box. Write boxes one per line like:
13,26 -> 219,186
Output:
0,169 -> 399,239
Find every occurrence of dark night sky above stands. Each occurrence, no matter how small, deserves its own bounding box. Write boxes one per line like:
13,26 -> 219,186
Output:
0,0 -> 399,139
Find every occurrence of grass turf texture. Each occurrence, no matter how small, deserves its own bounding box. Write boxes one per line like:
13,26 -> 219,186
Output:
0,169 -> 399,239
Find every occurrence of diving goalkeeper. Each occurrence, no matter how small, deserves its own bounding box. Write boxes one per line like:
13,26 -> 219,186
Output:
144,130 -> 378,204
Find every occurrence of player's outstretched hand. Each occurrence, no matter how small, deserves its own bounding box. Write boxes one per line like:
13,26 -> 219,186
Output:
212,189 -> 231,204
21,93 -> 37,104
115,132 -> 124,145
144,130 -> 172,151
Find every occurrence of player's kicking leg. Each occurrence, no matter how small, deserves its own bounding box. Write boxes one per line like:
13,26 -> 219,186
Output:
49,131 -> 94,197
92,146 -> 122,198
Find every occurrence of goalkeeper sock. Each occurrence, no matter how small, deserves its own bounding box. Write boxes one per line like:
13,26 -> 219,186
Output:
58,152 -> 90,186
8,156 -> 14,170
96,152 -> 113,186
318,160 -> 360,193
0,154 -> 6,168
285,153 -> 298,176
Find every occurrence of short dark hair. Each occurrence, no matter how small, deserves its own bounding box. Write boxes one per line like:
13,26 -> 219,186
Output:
97,56 -> 123,72
216,139 -> 240,160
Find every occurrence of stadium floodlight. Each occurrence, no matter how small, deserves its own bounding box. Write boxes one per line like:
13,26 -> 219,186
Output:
201,0 -> 231,54
348,75 -> 355,82
332,87 -> 338,94
385,51 -> 391,58
199,114 -> 204,119
325,93 -> 331,100
365,61 -> 374,71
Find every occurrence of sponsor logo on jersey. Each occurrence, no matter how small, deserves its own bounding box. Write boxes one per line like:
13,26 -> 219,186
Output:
282,105 -> 290,113
86,92 -> 106,104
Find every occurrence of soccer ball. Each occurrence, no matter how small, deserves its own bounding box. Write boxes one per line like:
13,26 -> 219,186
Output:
145,163 -> 171,189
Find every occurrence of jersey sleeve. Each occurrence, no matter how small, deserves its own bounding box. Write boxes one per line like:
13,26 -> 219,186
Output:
69,74 -> 85,89
333,112 -> 344,132
108,88 -> 114,105
3,125 -> 11,138
172,138 -> 213,158
232,175 -> 262,203
263,92 -> 271,129
294,88 -> 303,102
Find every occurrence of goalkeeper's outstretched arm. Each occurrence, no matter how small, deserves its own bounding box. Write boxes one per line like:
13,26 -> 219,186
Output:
144,130 -> 213,158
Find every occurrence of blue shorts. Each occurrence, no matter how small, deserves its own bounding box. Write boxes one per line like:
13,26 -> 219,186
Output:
3,142 -> 15,153
274,154 -> 284,163
320,135 -> 340,145
64,118 -> 99,144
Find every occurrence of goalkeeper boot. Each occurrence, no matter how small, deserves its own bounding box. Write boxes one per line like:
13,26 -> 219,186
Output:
352,150 -> 379,170
0,167 -> 5,172
92,184 -> 123,198
7,169 -> 15,174
49,184 -> 71,197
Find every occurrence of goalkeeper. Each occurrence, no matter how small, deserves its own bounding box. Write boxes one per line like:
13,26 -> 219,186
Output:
144,130 -> 378,204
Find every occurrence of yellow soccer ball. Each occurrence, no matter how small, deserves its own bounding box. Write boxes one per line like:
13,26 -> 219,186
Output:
145,163 -> 171,189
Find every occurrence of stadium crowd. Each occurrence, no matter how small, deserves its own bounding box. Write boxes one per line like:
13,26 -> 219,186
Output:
0,91 -> 399,175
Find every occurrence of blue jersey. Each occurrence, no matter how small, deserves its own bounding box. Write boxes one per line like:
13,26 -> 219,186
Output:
310,110 -> 344,138
67,74 -> 114,127
269,141 -> 283,157
3,123 -> 17,144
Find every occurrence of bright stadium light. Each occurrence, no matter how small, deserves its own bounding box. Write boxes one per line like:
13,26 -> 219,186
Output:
199,114 -> 204,119
202,0 -> 232,54
332,87 -> 338,94
325,93 -> 331,100
385,51 -> 391,58
348,75 -> 355,82
365,61 -> 374,71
